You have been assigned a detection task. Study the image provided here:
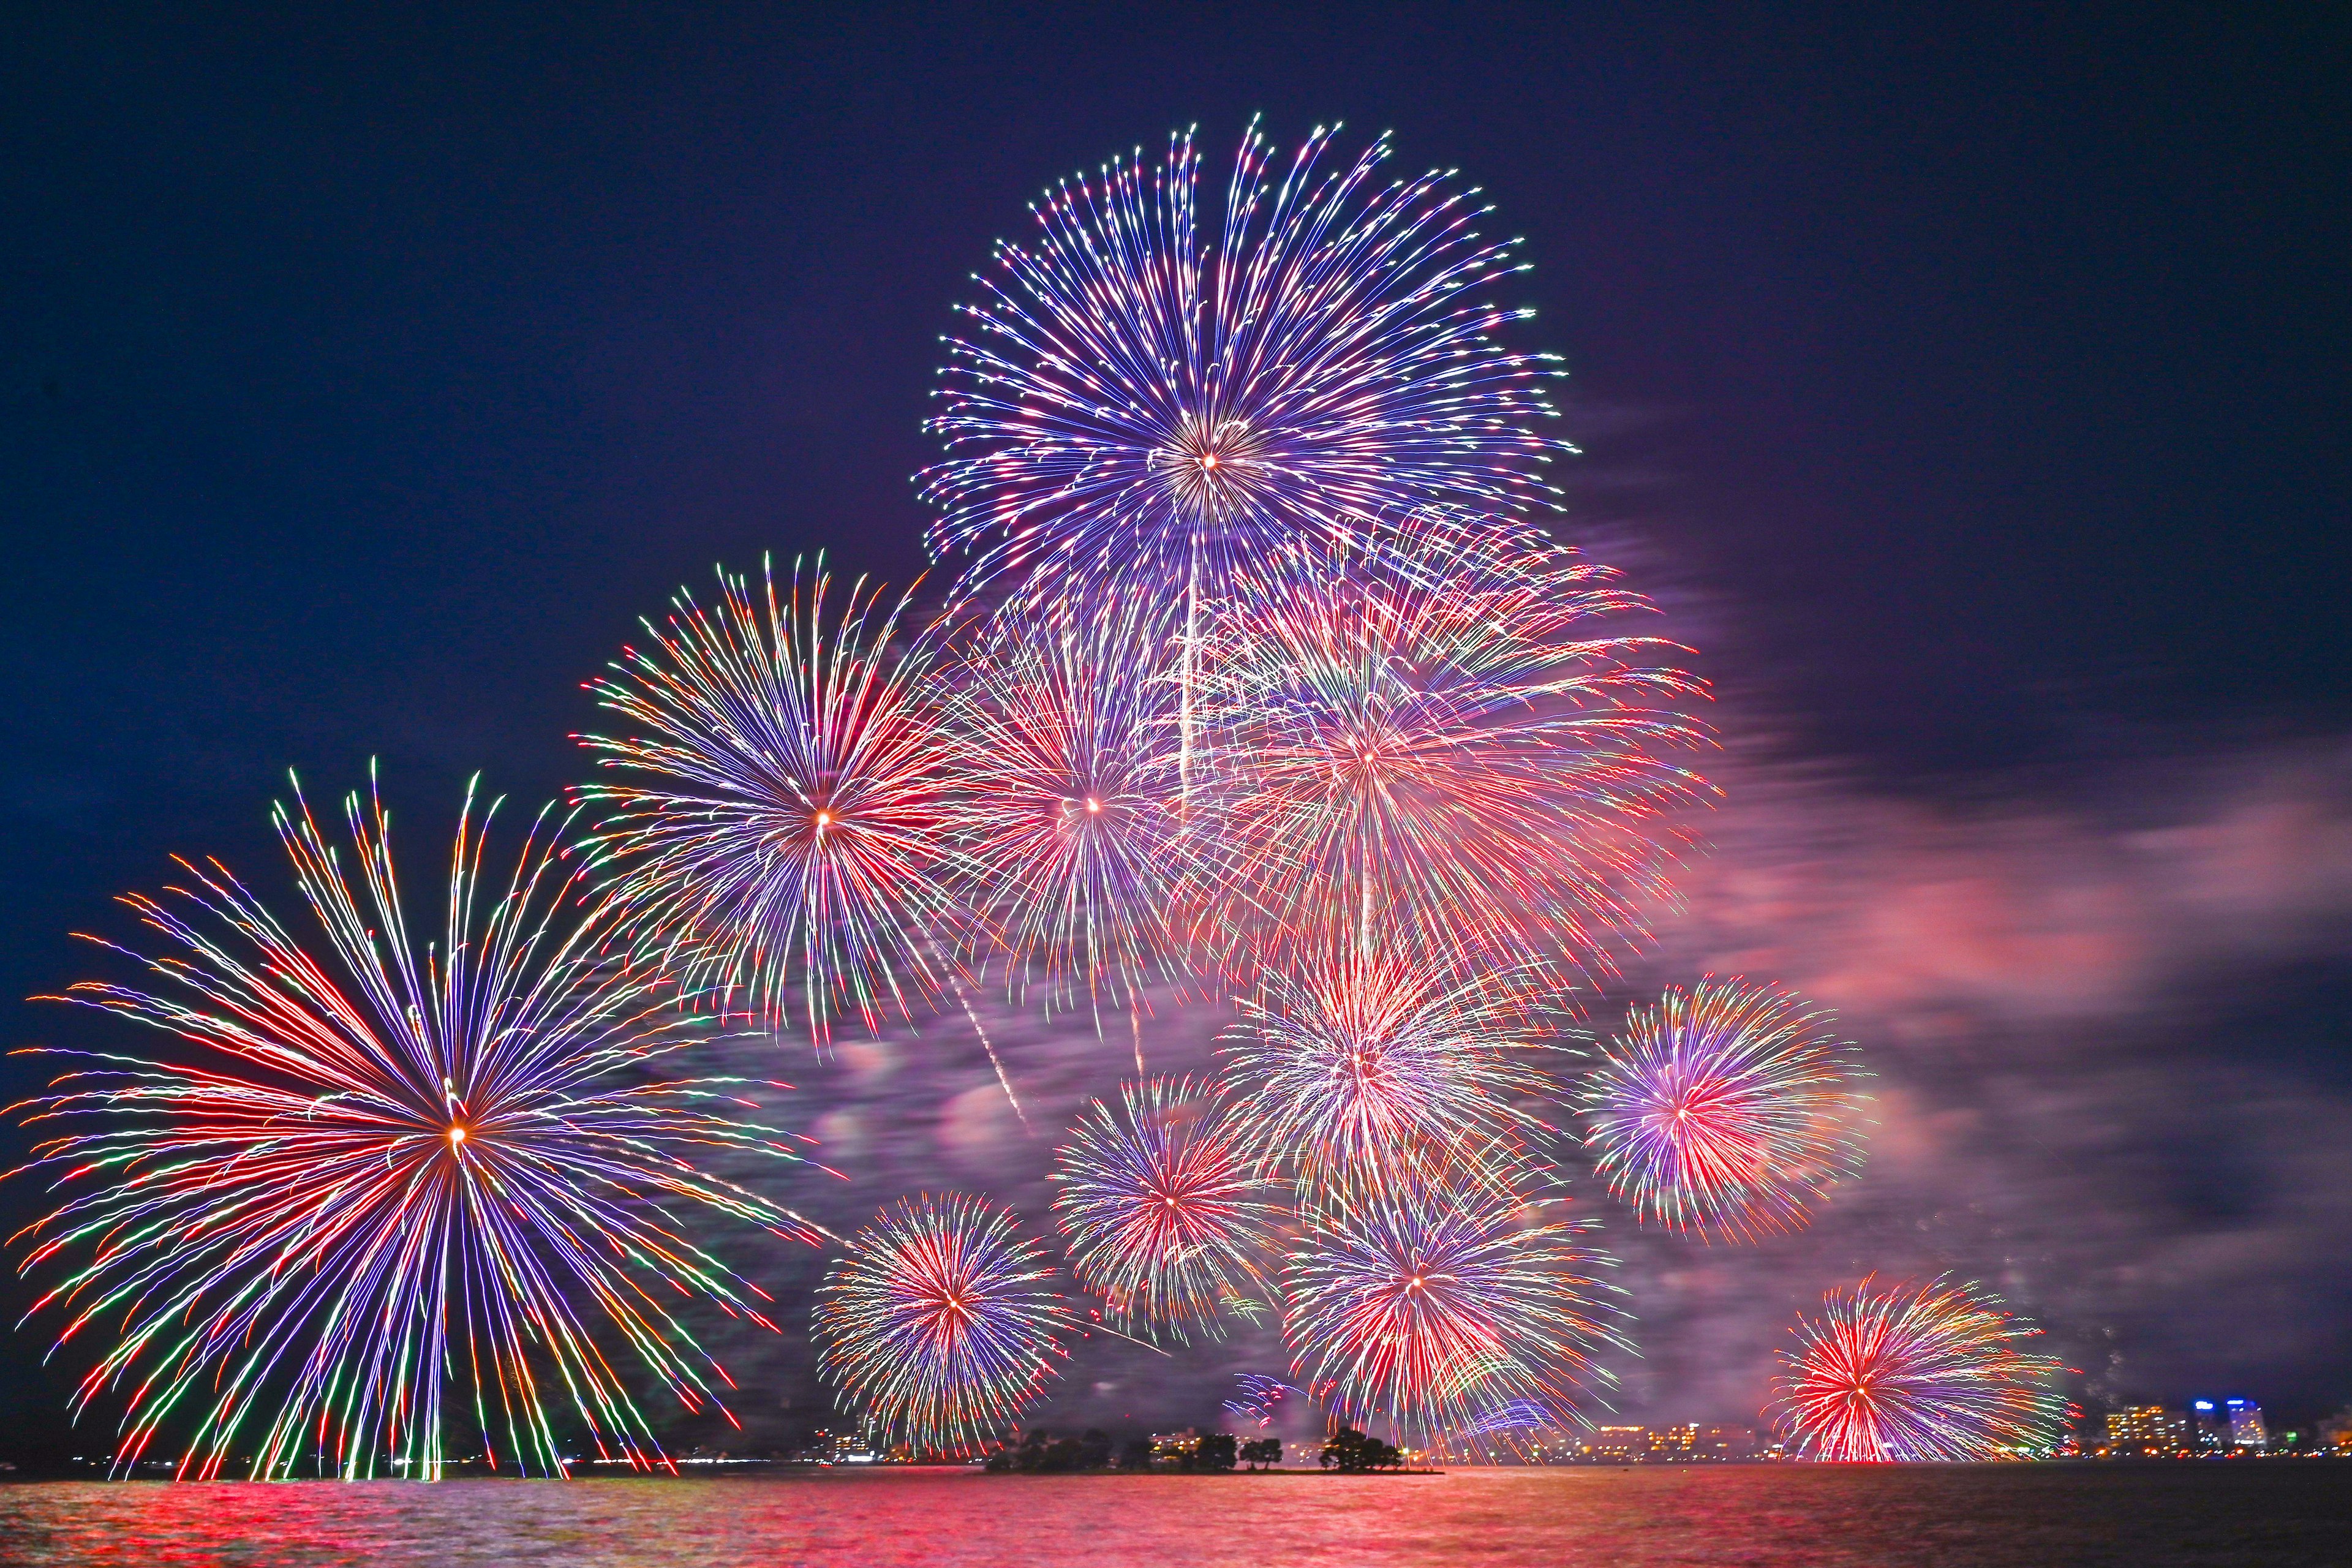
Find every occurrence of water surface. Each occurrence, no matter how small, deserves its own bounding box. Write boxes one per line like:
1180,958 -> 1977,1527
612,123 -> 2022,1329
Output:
3,1464 -> 2344,1567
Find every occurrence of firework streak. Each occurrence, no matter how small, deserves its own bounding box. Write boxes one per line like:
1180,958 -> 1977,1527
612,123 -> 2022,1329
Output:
815,1193 -> 1074,1456
1578,979 -> 1870,1240
7,775 -> 830,1479
1771,1275 -> 2073,1460
1049,1077 -> 1281,1343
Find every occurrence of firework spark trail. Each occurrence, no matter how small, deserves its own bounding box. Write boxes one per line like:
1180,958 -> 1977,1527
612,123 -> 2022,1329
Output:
1221,943 -> 1557,1205
1050,1077 -> 1282,1343
1188,517 -> 1713,986
1771,1275 -> 2073,1461
938,596 -> 1190,1028
1221,1373 -> 1314,1429
6,772 -> 831,1480
1281,1170 -> 1622,1452
1577,978 -> 1871,1241
814,1193 -> 1074,1457
577,556 -> 965,1048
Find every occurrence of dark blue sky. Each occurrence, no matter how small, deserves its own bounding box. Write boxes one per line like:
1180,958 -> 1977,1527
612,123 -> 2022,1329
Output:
3,4 -> 2346,1458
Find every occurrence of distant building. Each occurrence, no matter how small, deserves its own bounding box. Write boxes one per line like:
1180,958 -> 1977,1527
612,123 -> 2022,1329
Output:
1151,1428 -> 1202,1464
2226,1400 -> 2267,1452
2317,1408 -> 2352,1453
1646,1424 -> 1698,1461
1697,1425 -> 1758,1460
2105,1406 -> 2192,1453
1585,1426 -> 1644,1462
2190,1401 -> 2231,1453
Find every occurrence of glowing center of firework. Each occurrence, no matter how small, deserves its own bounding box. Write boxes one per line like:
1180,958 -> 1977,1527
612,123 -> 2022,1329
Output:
813,810 -> 832,829
1085,797 -> 1102,814
448,1125 -> 466,1145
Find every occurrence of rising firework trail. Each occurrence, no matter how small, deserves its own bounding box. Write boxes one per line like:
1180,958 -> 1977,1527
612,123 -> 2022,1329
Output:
1577,979 -> 1869,1241
1770,1275 -> 2073,1461
1050,1077 -> 1281,1342
815,1193 -> 1075,1457
922,121 -> 1575,793
1281,1170 -> 1621,1452
7,773 -> 831,1480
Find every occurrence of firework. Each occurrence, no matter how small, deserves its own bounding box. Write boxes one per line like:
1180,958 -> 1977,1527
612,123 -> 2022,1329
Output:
1222,944 -> 1556,1201
1221,1373 -> 1312,1428
1282,1173 -> 1620,1451
1577,979 -> 1868,1240
1771,1276 -> 2072,1460
815,1193 -> 1074,1456
939,597 -> 1188,1020
1189,518 -> 1711,982
1050,1077 -> 1281,1341
921,121 -> 1569,605
7,774 -> 828,1480
578,557 -> 960,1044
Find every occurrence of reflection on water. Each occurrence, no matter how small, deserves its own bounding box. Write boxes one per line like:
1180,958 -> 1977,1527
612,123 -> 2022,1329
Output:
2,1464 -> 2346,1567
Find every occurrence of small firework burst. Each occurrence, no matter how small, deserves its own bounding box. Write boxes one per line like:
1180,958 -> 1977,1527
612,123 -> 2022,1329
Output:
1221,944 -> 1555,1202
578,557 -> 960,1044
1771,1275 -> 2073,1461
1577,979 -> 1869,1240
1281,1170 -> 1621,1451
1050,1077 -> 1282,1341
815,1193 -> 1074,1456
7,773 -> 827,1480
940,597 -> 1188,1019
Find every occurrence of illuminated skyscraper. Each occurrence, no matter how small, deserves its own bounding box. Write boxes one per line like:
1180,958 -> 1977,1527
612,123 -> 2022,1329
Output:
2226,1399 -> 2267,1452
2191,1400 -> 2231,1453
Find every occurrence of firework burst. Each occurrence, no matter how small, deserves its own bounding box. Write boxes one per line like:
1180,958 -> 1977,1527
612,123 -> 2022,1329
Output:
815,1193 -> 1074,1457
940,597 -> 1188,1020
921,121 -> 1569,604
1050,1077 -> 1281,1342
1281,1172 -> 1620,1452
7,774 -> 829,1480
578,557 -> 962,1044
1190,518 -> 1711,983
1771,1275 -> 2073,1461
1577,979 -> 1869,1240
1222,944 -> 1556,1202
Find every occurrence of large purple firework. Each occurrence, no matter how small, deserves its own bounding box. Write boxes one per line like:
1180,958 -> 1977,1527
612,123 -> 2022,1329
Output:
1576,979 -> 1869,1241
7,775 -> 829,1480
1049,1077 -> 1281,1342
1281,1172 -> 1620,1452
578,558 -> 961,1045
1770,1275 -> 2072,1461
920,121 -> 1569,604
1188,518 -> 1711,983
814,1193 -> 1074,1457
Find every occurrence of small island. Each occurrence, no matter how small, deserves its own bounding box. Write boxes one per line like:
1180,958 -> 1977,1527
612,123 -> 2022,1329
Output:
982,1427 -> 1428,1474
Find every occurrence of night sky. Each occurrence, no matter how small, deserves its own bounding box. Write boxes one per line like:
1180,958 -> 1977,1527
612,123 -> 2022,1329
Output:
4,4 -> 2347,1460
